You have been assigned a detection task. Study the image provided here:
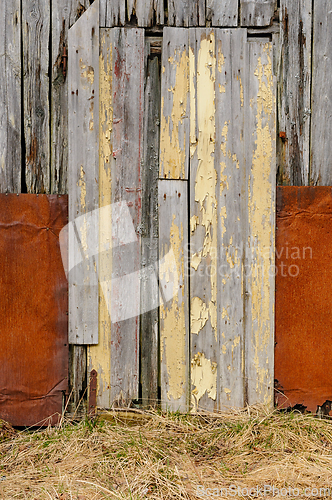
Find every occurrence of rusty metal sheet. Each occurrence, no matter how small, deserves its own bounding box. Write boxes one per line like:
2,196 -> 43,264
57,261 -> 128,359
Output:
275,187 -> 332,413
0,194 -> 68,426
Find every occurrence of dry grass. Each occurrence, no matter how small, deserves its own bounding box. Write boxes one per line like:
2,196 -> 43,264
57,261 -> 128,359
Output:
1,406 -> 332,499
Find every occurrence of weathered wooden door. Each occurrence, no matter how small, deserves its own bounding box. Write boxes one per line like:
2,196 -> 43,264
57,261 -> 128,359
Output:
68,2 -> 276,412
0,195 -> 68,426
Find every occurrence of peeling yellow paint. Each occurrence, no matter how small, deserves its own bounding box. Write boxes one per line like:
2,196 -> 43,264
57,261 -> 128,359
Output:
248,43 -> 275,405
161,215 -> 186,402
191,252 -> 202,271
88,33 -> 113,408
80,59 -> 95,85
190,215 -> 199,233
219,84 -> 226,93
160,49 -> 189,179
237,75 -> 244,107
191,297 -> 209,335
222,344 -> 227,355
218,46 -> 225,73
191,352 -> 217,411
191,32 -> 218,342
224,387 -> 231,401
78,165 -> 86,211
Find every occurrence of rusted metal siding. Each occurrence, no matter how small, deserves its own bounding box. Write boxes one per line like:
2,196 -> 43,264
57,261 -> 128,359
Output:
275,187 -> 332,412
0,194 -> 68,427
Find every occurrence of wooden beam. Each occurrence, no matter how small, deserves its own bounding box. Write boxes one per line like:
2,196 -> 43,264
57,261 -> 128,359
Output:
206,0 -> 238,27
240,0 -> 277,27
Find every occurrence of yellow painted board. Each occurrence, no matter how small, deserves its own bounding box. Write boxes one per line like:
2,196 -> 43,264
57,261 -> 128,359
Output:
160,28 -> 189,180
159,179 -> 189,412
245,40 -> 276,408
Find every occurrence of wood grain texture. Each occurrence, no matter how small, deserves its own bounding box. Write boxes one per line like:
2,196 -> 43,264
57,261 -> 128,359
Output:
88,28 -> 113,409
244,40 -> 276,407
68,1 -> 99,345
109,28 -> 144,406
0,1 -> 21,193
240,0 -> 277,27
69,0 -> 91,28
22,0 -> 50,193
160,28 -> 189,180
206,0 -> 238,27
101,0 -> 164,27
141,55 -> 161,407
52,1 -> 88,195
159,179 -> 189,411
215,29 -> 246,410
278,0 -> 312,186
310,0 -> 332,186
168,0 -> 206,27
189,28 -> 218,412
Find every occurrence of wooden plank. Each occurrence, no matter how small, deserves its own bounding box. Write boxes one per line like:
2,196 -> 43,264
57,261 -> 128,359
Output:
310,0 -> 332,186
189,28 -> 218,412
135,0 -> 165,27
69,0 -> 91,28
168,0 -> 206,27
141,55 -> 161,407
244,40 -> 276,407
0,1 -> 21,193
278,0 -> 312,186
109,28 -> 144,406
22,0 -> 50,193
240,0 -> 277,27
159,179 -> 189,411
206,0 -> 238,27
215,29 -> 246,410
52,1 -> 89,195
68,1 -> 99,345
100,0 -> 126,27
160,28 -> 189,180
87,29 -> 113,409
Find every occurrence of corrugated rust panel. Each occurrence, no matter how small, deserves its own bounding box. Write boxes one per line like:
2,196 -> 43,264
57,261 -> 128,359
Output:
275,187 -> 332,413
0,194 -> 68,426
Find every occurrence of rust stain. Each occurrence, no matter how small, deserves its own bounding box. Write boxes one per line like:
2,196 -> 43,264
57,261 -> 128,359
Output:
0,195 -> 68,426
275,187 -> 332,413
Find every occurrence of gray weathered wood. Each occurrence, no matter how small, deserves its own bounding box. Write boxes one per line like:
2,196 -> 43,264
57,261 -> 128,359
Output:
189,28 -> 218,412
310,0 -> 332,186
0,1 -> 21,193
141,55 -> 160,407
160,28 -> 189,180
278,0 -> 312,186
168,0 -> 206,27
22,0 -> 50,193
52,1 -> 88,195
109,28 -> 145,406
244,39 -> 276,407
68,345 -> 87,412
206,0 -> 238,27
159,179 -> 189,412
215,29 -> 246,410
68,1 -> 99,344
69,0 -> 92,28
101,0 -> 164,27
241,0 -> 277,27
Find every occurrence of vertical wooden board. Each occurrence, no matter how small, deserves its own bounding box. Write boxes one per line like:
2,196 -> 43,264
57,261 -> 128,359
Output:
189,29 -> 218,412
68,1 -> 99,345
310,0 -> 332,186
215,29 -> 246,410
141,55 -> 161,407
159,180 -> 189,411
135,0 -> 165,27
160,28 -> 189,180
109,28 -> 144,405
101,0 -> 126,28
168,0 -> 206,27
52,0 -> 89,195
88,29 -> 113,409
0,1 -> 21,193
206,0 -> 238,27
244,40 -> 276,407
22,0 -> 50,193
240,0 -> 277,27
69,0 -> 92,28
278,0 -> 312,186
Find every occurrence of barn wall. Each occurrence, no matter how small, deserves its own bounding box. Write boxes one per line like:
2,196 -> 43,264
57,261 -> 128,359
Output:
1,0 -> 330,412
